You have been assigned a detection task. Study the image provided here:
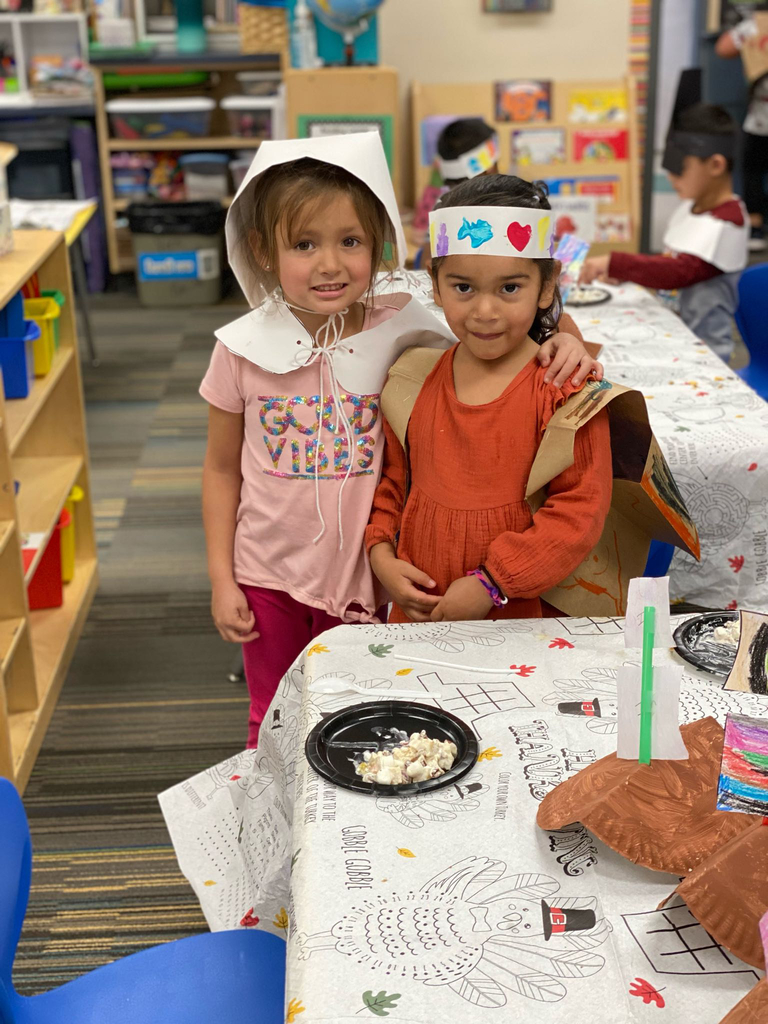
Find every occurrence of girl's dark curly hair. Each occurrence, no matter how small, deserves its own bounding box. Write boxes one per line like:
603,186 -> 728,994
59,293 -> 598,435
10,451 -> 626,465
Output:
432,174 -> 562,343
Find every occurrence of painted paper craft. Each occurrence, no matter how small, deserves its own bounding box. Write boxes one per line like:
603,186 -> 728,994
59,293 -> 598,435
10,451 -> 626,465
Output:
725,610 -> 768,694
624,577 -> 674,649
511,128 -> 565,167
717,713 -> 768,814
616,664 -> 688,760
568,87 -> 628,124
574,128 -> 629,161
545,175 -> 621,205
554,233 -> 591,304
494,79 -> 551,123
548,196 -> 597,244
596,211 -> 631,242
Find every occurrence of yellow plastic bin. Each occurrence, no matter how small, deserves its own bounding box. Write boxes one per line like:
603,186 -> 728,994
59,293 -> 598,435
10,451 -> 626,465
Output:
61,484 -> 84,583
23,297 -> 59,376
41,289 -> 66,350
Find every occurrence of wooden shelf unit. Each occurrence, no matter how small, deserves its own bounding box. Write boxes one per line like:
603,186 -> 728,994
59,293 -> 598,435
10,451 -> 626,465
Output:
0,230 -> 98,791
92,54 -> 282,274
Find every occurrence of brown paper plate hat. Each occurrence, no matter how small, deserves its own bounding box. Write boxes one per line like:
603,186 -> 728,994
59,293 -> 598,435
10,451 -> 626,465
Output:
536,718 -> 760,874
672,821 -> 768,970
719,979 -> 768,1024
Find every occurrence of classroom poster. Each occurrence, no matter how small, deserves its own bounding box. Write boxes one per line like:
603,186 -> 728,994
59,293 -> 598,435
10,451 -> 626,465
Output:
511,128 -> 565,166
297,115 -> 394,170
548,196 -> 598,243
574,128 -> 629,161
568,87 -> 628,124
495,79 -> 551,122
545,175 -> 621,204
596,212 -> 632,243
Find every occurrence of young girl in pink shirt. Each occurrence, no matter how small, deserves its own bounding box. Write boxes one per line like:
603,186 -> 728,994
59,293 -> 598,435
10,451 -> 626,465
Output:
200,133 -> 601,747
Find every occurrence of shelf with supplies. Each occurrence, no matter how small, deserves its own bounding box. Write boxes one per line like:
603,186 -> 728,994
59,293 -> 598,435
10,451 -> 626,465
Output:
0,230 -> 98,790
91,52 -> 283,274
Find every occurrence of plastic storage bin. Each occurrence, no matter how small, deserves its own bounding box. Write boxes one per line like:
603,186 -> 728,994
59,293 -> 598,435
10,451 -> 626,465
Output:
27,509 -> 68,611
235,71 -> 282,96
41,289 -> 66,350
220,95 -> 282,140
230,157 -> 251,192
0,291 -> 24,337
106,97 -> 215,140
61,484 -> 83,583
179,153 -> 229,200
0,320 -> 40,399
128,201 -> 226,307
23,296 -> 59,376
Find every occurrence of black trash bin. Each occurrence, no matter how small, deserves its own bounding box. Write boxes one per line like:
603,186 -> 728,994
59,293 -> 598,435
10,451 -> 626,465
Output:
127,201 -> 226,307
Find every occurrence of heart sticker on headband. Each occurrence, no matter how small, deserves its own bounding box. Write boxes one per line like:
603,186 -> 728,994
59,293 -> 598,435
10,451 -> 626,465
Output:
507,222 -> 532,252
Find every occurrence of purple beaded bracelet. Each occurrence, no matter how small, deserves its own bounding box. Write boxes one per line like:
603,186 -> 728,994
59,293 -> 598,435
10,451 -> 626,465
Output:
466,567 -> 508,607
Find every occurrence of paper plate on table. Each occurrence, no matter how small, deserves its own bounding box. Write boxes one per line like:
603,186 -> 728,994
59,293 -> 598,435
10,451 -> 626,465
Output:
565,286 -> 612,307
305,701 -> 478,796
673,610 -> 739,677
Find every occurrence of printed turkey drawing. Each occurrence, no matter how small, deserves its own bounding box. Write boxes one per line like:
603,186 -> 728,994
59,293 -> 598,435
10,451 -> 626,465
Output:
297,856 -> 610,1007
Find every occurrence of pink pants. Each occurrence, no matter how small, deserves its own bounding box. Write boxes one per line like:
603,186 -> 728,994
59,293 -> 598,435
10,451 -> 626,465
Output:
240,585 -> 344,748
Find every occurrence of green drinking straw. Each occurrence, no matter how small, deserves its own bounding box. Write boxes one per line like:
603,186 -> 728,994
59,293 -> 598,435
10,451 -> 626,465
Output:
638,605 -> 655,765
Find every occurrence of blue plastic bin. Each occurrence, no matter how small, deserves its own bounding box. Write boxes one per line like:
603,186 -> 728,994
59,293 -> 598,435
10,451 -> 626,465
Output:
0,291 -> 24,338
0,320 -> 41,399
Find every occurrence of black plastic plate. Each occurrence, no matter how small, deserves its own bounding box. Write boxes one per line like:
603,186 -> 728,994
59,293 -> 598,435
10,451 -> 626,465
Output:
305,700 -> 479,796
673,610 -> 739,677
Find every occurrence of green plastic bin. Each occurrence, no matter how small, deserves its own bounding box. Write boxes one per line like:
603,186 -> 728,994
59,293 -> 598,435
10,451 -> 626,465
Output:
41,289 -> 66,350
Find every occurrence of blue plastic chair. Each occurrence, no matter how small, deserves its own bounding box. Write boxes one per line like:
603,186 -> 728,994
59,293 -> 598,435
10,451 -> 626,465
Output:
0,778 -> 286,1024
734,263 -> 768,399
643,539 -> 675,578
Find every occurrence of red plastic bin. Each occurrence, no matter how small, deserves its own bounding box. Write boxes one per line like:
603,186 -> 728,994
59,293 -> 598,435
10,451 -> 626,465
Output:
27,509 -> 70,611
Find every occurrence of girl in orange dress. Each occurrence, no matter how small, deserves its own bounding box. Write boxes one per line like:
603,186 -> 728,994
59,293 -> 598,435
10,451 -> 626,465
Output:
365,175 -> 613,623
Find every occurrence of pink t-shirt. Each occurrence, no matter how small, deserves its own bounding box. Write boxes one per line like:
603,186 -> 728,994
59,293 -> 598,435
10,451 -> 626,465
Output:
200,305 -> 399,622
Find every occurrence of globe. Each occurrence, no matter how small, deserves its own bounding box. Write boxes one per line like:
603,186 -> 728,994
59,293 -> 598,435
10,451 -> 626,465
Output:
307,0 -> 386,34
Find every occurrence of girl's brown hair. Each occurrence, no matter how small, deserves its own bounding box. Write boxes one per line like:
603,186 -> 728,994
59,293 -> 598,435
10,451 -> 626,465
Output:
431,174 -> 562,343
243,157 -> 397,300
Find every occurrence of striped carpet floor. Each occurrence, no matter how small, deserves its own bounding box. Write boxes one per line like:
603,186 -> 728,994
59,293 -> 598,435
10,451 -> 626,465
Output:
14,294 -> 251,994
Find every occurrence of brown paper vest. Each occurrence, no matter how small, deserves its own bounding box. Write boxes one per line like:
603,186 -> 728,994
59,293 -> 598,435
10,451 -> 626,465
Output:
382,350 -> 700,618
741,13 -> 768,85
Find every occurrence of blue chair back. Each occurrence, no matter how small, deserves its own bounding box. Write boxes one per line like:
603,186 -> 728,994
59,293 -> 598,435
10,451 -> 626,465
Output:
643,540 -> 675,577
0,780 -> 32,989
735,263 -> 768,377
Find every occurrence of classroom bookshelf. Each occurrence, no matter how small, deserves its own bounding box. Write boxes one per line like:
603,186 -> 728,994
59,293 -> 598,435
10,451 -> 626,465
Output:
411,77 -> 641,257
0,230 -> 97,791
91,51 -> 283,274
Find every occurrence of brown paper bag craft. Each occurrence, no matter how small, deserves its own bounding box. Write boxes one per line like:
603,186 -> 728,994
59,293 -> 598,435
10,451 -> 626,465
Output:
718,910 -> 768,1022
382,350 -> 700,617
535,717 -> 759,874
740,13 -> 768,85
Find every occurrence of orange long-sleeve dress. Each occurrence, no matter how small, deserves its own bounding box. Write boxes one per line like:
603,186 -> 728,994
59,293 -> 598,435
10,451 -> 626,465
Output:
365,345 -> 613,622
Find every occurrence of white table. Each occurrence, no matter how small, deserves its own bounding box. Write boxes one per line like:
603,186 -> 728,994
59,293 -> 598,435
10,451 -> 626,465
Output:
378,272 -> 768,611
161,616 -> 768,1023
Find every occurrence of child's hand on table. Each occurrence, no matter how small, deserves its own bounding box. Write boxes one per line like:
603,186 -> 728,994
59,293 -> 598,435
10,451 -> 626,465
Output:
430,576 -> 494,622
211,578 -> 260,643
579,254 -> 611,285
369,543 -> 441,622
539,332 -> 605,387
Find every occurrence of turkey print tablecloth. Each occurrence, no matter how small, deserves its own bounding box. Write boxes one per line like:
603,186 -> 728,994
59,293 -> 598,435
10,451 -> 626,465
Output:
379,272 -> 768,611
160,617 -> 768,1023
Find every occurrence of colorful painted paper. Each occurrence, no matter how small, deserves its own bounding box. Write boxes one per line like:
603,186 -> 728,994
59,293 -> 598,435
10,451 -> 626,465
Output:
717,713 -> 768,813
725,610 -> 768,695
495,79 -> 551,123
511,128 -> 565,167
616,664 -> 688,761
568,87 -> 628,124
554,233 -> 591,304
574,129 -> 629,161
428,204 -> 554,259
544,175 -> 621,205
548,196 -> 597,244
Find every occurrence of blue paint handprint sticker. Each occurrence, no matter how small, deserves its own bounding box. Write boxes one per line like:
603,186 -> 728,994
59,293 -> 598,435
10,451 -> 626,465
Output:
457,217 -> 493,249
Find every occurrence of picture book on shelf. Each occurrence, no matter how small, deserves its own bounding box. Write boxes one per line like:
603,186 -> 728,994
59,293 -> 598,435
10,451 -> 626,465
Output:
574,128 -> 629,161
495,79 -> 551,123
596,212 -> 631,243
568,87 -> 628,124
511,128 -> 565,167
549,196 -> 598,244
545,175 -> 621,204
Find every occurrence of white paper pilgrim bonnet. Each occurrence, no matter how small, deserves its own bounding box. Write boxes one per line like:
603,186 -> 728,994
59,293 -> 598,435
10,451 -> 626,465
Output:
226,131 -> 408,309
